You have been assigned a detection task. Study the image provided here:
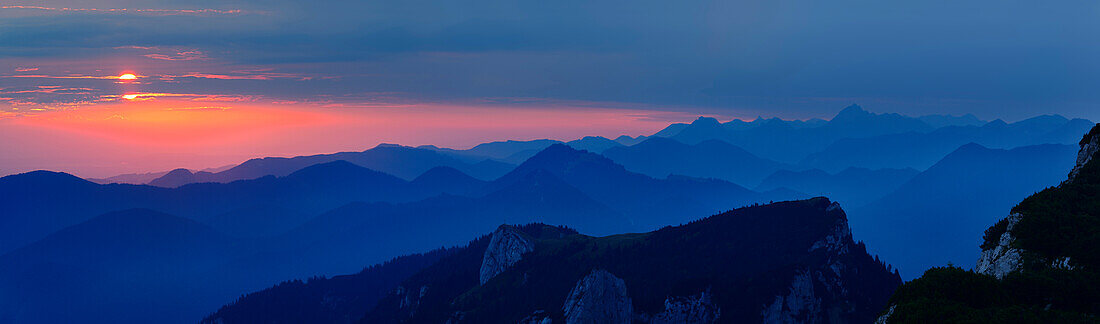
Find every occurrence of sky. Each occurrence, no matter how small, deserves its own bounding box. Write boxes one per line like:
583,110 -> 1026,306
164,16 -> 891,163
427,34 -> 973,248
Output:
2,0 -> 1099,177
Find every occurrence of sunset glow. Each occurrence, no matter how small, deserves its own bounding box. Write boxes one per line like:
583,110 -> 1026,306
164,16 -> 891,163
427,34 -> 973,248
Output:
2,0 -> 1097,180
1,2 -> 1098,323
0,99 -> 693,177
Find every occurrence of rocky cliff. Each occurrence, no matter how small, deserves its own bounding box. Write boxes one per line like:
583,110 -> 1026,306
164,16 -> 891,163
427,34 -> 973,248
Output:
479,225 -> 535,285
561,269 -> 633,324
360,197 -> 900,323
648,290 -> 721,324
1068,124 -> 1100,181
974,213 -> 1023,278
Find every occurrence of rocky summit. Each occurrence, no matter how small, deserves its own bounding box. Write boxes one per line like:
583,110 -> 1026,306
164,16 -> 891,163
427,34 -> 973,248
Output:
353,197 -> 900,323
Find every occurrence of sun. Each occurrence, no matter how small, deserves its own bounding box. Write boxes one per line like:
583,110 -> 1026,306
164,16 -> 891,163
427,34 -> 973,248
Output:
122,94 -> 139,100
118,73 -> 138,80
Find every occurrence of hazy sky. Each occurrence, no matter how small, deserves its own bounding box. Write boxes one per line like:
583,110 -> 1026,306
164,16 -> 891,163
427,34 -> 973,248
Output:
2,0 -> 1099,177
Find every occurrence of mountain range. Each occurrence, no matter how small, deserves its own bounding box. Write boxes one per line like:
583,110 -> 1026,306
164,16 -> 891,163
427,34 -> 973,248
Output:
800,115 -> 1094,172
1,104 -> 1094,323
206,198 -> 901,324
144,144 -> 515,188
755,167 -> 919,207
0,144 -> 795,324
602,137 -> 791,187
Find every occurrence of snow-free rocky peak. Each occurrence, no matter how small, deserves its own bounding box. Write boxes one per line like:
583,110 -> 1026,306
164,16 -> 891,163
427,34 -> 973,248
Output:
479,224 -> 535,285
562,269 -> 633,324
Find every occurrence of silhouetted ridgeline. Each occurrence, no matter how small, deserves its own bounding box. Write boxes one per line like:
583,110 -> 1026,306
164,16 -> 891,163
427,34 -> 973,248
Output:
0,142 -> 792,324
1,105 -> 1093,323
203,246 -> 465,324
206,198 -> 901,324
145,144 -> 516,187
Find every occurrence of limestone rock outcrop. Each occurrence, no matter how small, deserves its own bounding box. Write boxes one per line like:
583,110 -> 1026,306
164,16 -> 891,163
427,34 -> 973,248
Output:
480,225 -> 535,285
975,214 -> 1024,279
649,290 -> 720,324
562,269 -> 632,324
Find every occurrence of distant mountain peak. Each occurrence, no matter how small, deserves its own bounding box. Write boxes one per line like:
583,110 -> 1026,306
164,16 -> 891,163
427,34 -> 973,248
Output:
833,104 -> 870,120
373,143 -> 407,149
165,168 -> 194,176
691,116 -> 721,126
526,144 -> 591,164
147,168 -> 198,188
499,144 -> 629,183
0,170 -> 94,188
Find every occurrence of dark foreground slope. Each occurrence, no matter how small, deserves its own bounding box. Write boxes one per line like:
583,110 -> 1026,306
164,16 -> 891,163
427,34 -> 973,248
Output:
0,209 -> 241,323
877,124 -> 1100,323
209,198 -> 901,324
203,246 -> 465,324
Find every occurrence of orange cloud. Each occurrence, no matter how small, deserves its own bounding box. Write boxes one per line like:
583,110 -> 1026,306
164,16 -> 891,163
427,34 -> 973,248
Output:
14,67 -> 38,72
106,93 -> 255,102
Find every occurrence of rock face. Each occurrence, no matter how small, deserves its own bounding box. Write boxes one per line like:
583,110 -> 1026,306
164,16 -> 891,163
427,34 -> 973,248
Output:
976,125 -> 1099,278
562,269 -> 632,324
874,305 -> 896,324
762,270 -> 821,324
480,225 -> 535,285
649,291 -> 720,324
812,202 -> 852,256
763,202 -> 859,323
1068,125 -> 1100,181
975,214 -> 1024,279
393,284 -> 430,316
517,310 -> 553,324
358,199 -> 899,323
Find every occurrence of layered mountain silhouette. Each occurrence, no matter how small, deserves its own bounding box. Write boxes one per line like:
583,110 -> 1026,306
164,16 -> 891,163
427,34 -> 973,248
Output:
602,137 -> 792,187
89,164 -> 234,185
484,144 -> 795,229
916,113 -> 984,128
654,105 -> 937,163
0,209 -> 241,324
0,143 -> 797,324
0,160 -> 482,255
564,136 -> 623,153
800,115 -> 1093,172
877,123 -> 1100,323
0,168 -> 622,324
849,143 -> 1078,278
2,105 -> 1094,324
420,139 -> 563,164
205,198 -> 901,324
755,167 -> 918,207
144,144 -> 515,188
203,247 -> 461,324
